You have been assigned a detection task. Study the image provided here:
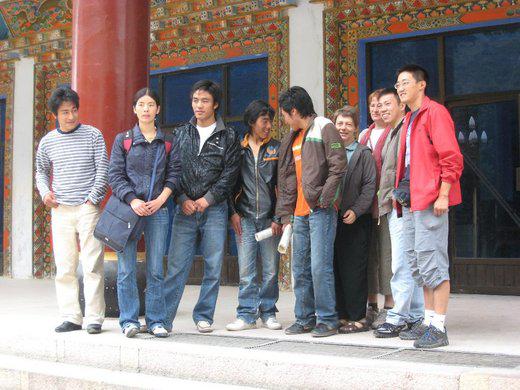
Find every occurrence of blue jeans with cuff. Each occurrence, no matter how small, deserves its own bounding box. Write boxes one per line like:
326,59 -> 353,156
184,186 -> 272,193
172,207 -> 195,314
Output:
292,207 -> 339,328
117,207 -> 169,331
164,201 -> 228,330
235,217 -> 280,323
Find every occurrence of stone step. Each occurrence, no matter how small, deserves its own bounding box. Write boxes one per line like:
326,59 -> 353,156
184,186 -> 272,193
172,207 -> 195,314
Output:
1,331 -> 520,389
0,354 -> 256,389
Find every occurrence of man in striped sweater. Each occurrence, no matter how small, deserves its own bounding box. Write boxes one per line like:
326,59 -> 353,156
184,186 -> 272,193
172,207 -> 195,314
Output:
36,87 -> 109,334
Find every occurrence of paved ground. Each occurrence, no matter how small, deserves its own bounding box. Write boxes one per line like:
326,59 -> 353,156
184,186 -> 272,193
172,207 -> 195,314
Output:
1,277 -> 519,356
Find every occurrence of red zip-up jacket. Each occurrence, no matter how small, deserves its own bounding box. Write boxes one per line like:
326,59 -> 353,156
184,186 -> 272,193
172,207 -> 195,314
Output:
395,96 -> 463,212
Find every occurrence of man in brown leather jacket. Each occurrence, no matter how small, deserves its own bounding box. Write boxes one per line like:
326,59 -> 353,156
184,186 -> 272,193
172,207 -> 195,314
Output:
276,86 -> 347,338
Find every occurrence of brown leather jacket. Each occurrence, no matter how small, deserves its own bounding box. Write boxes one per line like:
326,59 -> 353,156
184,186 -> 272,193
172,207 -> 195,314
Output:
275,116 -> 347,224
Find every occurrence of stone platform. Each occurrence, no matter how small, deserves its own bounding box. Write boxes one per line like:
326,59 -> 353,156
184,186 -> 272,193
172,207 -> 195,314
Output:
1,278 -> 519,389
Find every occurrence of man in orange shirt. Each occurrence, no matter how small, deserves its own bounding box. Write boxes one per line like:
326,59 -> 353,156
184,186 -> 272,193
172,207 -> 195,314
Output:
276,87 -> 347,337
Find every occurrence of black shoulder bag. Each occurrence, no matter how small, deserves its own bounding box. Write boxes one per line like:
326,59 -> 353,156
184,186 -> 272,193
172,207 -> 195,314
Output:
94,140 -> 162,252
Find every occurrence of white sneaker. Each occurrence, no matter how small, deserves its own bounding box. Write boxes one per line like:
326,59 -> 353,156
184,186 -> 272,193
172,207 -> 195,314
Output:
196,321 -> 213,333
226,318 -> 257,331
149,325 -> 169,338
123,324 -> 139,338
262,317 -> 282,330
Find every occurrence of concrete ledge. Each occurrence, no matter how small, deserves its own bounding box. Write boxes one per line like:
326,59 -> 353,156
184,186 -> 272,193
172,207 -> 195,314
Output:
0,354 -> 252,390
459,371 -> 520,390
2,281 -> 520,389
1,333 -> 520,389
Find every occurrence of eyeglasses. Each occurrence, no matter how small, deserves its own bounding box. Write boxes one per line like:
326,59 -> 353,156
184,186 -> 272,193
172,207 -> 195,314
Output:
394,80 -> 412,89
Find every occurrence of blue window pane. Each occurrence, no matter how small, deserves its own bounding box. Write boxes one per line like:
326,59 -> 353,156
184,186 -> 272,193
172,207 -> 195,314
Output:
149,75 -> 159,93
228,120 -> 248,142
445,25 -> 520,96
0,15 -> 9,40
451,100 -> 520,258
163,68 -> 223,125
228,60 -> 269,117
369,38 -> 439,97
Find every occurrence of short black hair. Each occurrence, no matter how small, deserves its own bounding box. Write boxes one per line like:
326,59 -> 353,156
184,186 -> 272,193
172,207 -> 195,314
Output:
243,100 -> 275,131
48,86 -> 79,115
278,86 -> 316,118
133,87 -> 161,107
397,64 -> 429,85
379,87 -> 401,104
190,79 -> 222,111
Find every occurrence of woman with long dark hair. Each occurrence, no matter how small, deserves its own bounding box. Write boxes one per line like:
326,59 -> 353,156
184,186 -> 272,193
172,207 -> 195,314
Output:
108,88 -> 181,338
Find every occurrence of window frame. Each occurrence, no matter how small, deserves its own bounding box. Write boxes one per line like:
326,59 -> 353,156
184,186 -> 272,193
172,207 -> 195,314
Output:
150,55 -> 269,133
362,21 -> 520,127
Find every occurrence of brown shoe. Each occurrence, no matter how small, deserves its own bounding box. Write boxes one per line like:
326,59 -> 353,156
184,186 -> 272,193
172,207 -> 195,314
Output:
339,318 -> 350,327
339,319 -> 370,334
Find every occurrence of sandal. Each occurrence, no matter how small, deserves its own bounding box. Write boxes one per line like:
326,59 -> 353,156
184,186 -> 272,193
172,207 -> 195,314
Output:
339,318 -> 350,327
338,319 -> 369,334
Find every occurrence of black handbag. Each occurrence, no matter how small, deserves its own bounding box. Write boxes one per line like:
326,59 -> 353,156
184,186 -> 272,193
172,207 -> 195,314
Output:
94,141 -> 162,252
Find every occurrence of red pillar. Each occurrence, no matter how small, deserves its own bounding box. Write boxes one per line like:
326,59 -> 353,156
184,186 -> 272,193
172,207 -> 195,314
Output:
71,1 -> 150,263
71,0 -> 150,155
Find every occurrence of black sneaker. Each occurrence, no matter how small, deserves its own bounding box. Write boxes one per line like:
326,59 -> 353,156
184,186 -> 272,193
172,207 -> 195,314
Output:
284,322 -> 314,335
86,324 -> 102,334
399,319 -> 427,340
310,323 -> 338,338
55,321 -> 82,333
414,325 -> 449,349
373,322 -> 405,338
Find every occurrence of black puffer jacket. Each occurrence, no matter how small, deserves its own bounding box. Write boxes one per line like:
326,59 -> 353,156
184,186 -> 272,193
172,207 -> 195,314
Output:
175,116 -> 240,206
228,135 -> 281,223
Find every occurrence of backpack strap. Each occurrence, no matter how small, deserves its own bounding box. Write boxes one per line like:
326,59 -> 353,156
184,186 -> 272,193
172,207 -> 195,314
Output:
123,130 -> 133,153
164,133 -> 173,155
124,128 -> 172,155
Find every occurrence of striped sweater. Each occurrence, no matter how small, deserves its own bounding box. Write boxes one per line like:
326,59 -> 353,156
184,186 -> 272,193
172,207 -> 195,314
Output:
35,124 -> 109,205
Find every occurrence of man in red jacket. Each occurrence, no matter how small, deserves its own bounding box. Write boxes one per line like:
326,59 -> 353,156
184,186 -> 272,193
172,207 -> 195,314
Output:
394,64 -> 463,349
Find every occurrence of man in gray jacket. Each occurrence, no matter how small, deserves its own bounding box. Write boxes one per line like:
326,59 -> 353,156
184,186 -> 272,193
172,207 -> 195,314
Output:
373,88 -> 425,339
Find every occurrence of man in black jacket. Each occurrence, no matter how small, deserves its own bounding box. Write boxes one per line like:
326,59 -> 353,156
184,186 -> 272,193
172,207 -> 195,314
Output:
164,80 -> 240,333
226,100 -> 282,332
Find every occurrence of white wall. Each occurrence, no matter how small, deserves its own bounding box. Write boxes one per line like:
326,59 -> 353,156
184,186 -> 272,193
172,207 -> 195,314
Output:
288,0 -> 325,116
11,57 -> 35,279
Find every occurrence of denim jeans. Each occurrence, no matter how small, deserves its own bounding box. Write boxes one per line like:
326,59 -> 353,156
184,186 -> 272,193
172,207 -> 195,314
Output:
117,207 -> 169,330
292,207 -> 338,327
164,201 -> 228,329
236,217 -> 280,323
386,209 -> 424,326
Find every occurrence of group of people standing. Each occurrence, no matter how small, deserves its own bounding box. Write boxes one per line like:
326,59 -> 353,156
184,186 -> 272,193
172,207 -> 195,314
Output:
36,63 -> 463,350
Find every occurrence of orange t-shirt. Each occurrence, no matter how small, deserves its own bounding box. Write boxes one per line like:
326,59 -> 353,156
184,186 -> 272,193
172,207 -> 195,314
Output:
292,130 -> 310,217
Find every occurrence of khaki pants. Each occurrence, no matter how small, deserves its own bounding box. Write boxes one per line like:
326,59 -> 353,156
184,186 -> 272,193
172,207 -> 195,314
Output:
367,214 -> 393,296
51,203 -> 105,325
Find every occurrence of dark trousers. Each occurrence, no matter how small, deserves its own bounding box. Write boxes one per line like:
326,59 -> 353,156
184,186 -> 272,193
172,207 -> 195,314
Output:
333,213 -> 371,321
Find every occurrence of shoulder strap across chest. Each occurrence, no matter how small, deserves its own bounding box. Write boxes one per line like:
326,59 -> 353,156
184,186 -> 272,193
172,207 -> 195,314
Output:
123,129 -> 172,155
